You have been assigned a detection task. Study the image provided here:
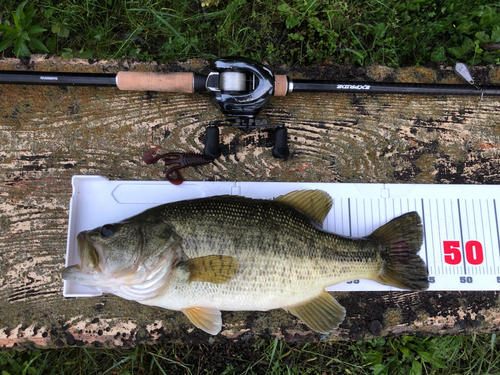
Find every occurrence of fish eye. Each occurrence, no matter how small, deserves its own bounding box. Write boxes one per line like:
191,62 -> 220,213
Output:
100,224 -> 115,238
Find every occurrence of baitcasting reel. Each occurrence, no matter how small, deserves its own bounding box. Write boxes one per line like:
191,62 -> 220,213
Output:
203,57 -> 289,159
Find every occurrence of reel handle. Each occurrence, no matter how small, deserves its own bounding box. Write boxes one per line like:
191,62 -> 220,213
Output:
272,126 -> 289,159
204,126 -> 222,159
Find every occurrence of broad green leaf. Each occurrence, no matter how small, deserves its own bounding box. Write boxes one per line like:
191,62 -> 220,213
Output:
0,24 -> 15,33
417,351 -> 433,363
363,350 -> 384,365
492,26 -> 500,43
461,37 -> 475,54
277,4 -> 292,13
432,357 -> 447,369
410,359 -> 422,375
24,6 -> 37,26
57,25 -> 70,38
46,36 -> 56,53
286,15 -> 301,29
345,48 -> 366,60
20,31 -> 30,41
14,38 -> 30,57
400,346 -> 410,357
12,13 -> 21,29
475,31 -> 489,43
373,22 -> 387,39
27,25 -> 46,35
77,49 -> 93,59
372,363 -> 388,375
0,37 -> 15,52
431,46 -> 446,62
457,21 -> 476,35
61,48 -> 73,58
44,8 -> 55,19
15,1 -> 28,20
447,46 -> 464,58
2,29 -> 20,40
28,36 -> 48,52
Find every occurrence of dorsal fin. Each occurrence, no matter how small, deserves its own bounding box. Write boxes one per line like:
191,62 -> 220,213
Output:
275,190 -> 332,225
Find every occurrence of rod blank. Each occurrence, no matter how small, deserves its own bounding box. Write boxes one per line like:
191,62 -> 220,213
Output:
291,80 -> 500,96
0,71 -> 116,86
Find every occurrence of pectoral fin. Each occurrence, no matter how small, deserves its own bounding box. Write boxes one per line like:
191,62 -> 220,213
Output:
180,255 -> 239,284
286,290 -> 346,333
182,307 -> 222,335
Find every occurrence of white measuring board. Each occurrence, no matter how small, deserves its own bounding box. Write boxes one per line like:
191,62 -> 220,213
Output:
63,176 -> 500,297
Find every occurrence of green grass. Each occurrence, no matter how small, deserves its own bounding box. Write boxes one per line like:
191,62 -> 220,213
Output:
1,0 -> 500,66
1,334 -> 500,374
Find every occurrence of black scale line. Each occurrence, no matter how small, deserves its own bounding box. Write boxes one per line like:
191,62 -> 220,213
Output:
457,199 -> 467,274
348,198 -> 352,237
421,199 -> 429,272
495,200 -> 500,264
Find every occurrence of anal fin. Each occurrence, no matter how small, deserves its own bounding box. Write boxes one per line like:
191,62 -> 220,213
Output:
286,290 -> 346,333
180,255 -> 239,284
182,307 -> 222,335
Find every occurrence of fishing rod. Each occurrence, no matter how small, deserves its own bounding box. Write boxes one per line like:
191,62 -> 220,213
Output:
1,58 -> 499,159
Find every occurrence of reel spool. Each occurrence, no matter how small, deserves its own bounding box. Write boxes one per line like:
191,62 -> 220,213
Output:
219,71 -> 247,92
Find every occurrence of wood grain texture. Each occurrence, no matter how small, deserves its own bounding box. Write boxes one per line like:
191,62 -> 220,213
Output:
1,56 -> 500,348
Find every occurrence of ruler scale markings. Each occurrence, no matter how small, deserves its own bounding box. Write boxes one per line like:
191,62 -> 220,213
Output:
458,199 -> 467,275
348,198 -> 352,237
430,199 -> 441,276
341,198 -> 346,235
472,199 -> 478,275
331,198 -> 336,233
494,199 -> 500,276
448,198 -> 457,276
436,198 -> 445,275
451,198 -> 460,276
478,200 -> 487,275
378,199 -> 382,230
341,198 -> 346,236
471,199 -> 476,275
421,199 -> 430,274
334,198 -> 338,233
442,199 -> 449,274
487,199 -> 496,271
363,198 -> 367,235
383,197 -> 387,226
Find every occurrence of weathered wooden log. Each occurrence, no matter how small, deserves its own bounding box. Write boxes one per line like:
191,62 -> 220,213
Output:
1,56 -> 499,348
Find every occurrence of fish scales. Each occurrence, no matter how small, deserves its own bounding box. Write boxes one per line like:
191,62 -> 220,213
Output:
63,190 -> 429,335
125,196 -> 383,311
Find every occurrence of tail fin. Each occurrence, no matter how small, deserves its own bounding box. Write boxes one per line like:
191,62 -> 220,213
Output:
368,212 -> 429,291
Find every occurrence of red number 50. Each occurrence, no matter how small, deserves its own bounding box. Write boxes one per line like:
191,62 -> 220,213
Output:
443,240 -> 484,265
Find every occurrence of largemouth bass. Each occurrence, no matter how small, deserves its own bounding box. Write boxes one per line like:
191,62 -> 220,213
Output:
62,190 -> 429,335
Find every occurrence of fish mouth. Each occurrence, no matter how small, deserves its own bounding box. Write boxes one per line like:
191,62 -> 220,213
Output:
62,231 -> 102,283
61,264 -> 82,281
77,231 -> 102,270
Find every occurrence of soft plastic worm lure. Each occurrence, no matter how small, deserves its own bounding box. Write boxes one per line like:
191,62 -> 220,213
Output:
143,147 -> 214,185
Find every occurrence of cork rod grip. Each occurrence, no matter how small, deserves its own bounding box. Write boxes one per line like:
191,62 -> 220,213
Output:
116,72 -> 195,93
274,75 -> 289,96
